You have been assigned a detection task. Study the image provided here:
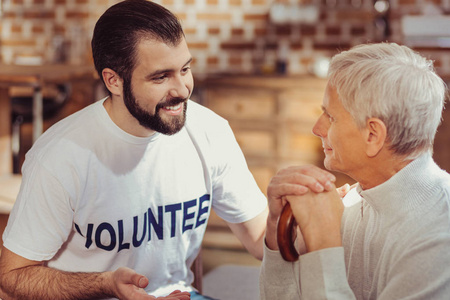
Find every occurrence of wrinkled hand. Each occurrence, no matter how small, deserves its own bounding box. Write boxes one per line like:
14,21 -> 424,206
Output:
267,165 -> 336,222
288,183 -> 352,256
265,165 -> 336,251
286,186 -> 344,253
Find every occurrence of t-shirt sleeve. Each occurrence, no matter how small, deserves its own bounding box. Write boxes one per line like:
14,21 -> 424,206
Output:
3,159 -> 74,261
185,101 -> 267,224
208,120 -> 267,223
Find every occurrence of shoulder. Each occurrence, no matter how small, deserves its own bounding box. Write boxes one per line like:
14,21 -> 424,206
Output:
36,100 -> 102,143
185,100 -> 234,141
26,101 -> 103,167
186,100 -> 228,127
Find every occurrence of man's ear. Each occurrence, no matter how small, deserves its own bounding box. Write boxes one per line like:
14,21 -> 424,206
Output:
365,118 -> 387,157
102,68 -> 123,96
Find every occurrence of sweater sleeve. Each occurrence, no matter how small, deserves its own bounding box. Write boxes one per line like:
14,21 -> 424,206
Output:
299,247 -> 356,300
260,245 -> 356,300
259,243 -> 300,300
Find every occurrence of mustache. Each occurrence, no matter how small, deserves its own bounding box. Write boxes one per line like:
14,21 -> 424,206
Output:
157,97 -> 188,109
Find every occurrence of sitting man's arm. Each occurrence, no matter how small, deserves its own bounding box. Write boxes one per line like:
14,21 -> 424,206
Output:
226,207 -> 268,260
0,247 -> 190,300
260,165 -> 351,300
228,164 -> 338,260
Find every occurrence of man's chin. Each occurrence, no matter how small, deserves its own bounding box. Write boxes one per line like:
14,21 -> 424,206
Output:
323,159 -> 347,178
323,157 -> 335,172
157,117 -> 186,135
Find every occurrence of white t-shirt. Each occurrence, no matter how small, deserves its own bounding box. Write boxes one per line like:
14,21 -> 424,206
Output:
3,99 -> 267,297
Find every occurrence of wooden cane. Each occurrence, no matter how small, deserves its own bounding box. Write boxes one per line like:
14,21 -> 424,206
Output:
277,202 -> 299,262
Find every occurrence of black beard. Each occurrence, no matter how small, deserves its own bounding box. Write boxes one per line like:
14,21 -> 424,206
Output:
123,79 -> 188,135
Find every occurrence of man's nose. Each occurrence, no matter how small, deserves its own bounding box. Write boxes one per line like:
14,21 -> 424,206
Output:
312,114 -> 327,138
169,75 -> 191,99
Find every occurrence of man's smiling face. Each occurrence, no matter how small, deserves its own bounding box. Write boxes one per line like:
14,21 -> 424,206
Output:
124,37 -> 194,135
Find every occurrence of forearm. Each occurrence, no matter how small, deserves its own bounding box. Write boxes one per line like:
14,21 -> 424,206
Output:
264,214 -> 279,251
0,265 -> 115,300
227,207 -> 269,260
250,226 -> 266,260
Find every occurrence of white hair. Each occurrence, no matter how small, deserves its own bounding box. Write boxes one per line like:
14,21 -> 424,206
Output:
328,42 -> 447,159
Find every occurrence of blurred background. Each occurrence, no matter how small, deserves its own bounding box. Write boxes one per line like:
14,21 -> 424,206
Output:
0,0 -> 449,297
1,0 -> 449,75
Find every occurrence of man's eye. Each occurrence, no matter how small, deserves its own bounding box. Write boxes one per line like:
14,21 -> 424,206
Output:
182,67 -> 191,74
326,114 -> 334,122
153,74 -> 167,82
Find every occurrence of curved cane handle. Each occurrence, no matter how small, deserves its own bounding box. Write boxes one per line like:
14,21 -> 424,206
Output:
277,202 -> 299,262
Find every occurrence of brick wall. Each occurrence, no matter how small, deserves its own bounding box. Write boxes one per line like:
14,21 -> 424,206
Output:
1,0 -> 449,77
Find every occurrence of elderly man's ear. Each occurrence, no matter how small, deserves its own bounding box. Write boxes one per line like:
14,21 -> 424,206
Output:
365,118 -> 387,157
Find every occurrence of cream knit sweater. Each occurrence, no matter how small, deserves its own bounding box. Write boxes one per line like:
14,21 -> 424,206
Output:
260,153 -> 450,299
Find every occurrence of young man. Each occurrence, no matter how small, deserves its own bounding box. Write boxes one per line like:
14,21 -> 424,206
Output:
261,43 -> 450,299
0,1 -> 289,299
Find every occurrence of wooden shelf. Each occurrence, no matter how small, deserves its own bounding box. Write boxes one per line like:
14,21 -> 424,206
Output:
200,75 -> 328,196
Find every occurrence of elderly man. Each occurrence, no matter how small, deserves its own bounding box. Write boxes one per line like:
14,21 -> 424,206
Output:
261,43 -> 450,299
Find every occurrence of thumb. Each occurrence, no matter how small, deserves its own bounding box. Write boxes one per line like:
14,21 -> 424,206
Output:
336,183 -> 350,198
131,273 -> 149,288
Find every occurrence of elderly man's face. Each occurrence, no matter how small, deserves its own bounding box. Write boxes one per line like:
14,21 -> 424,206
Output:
312,84 -> 367,176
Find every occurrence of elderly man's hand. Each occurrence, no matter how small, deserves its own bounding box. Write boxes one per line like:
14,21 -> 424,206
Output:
265,165 -> 336,250
285,186 -> 344,253
267,165 -> 336,222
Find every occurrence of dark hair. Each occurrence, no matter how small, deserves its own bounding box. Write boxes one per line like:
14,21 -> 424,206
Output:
91,0 -> 184,84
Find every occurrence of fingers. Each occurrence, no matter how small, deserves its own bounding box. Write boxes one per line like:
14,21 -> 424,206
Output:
268,165 -> 336,199
167,290 -> 190,296
267,179 -> 308,200
126,270 -> 149,289
112,268 -> 152,299
157,290 -> 191,299
336,183 -> 351,198
170,290 -> 191,300
286,165 -> 336,192
267,165 -> 338,253
336,183 -> 358,198
138,276 -> 149,289
284,188 -> 343,252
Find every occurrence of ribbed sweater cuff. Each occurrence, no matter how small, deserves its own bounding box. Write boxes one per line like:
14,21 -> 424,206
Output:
261,243 -> 298,286
300,247 -> 349,298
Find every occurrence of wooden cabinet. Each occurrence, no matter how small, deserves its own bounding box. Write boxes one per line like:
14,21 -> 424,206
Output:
197,75 -> 331,196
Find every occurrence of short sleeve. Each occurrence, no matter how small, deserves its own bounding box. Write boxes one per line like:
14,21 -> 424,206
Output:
3,159 -> 74,261
209,121 -> 267,223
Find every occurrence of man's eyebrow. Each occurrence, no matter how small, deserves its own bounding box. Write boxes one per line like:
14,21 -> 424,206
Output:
145,57 -> 193,80
184,57 -> 193,67
321,105 -> 333,117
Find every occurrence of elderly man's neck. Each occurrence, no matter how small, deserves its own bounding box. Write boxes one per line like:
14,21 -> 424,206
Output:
357,152 -> 415,190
